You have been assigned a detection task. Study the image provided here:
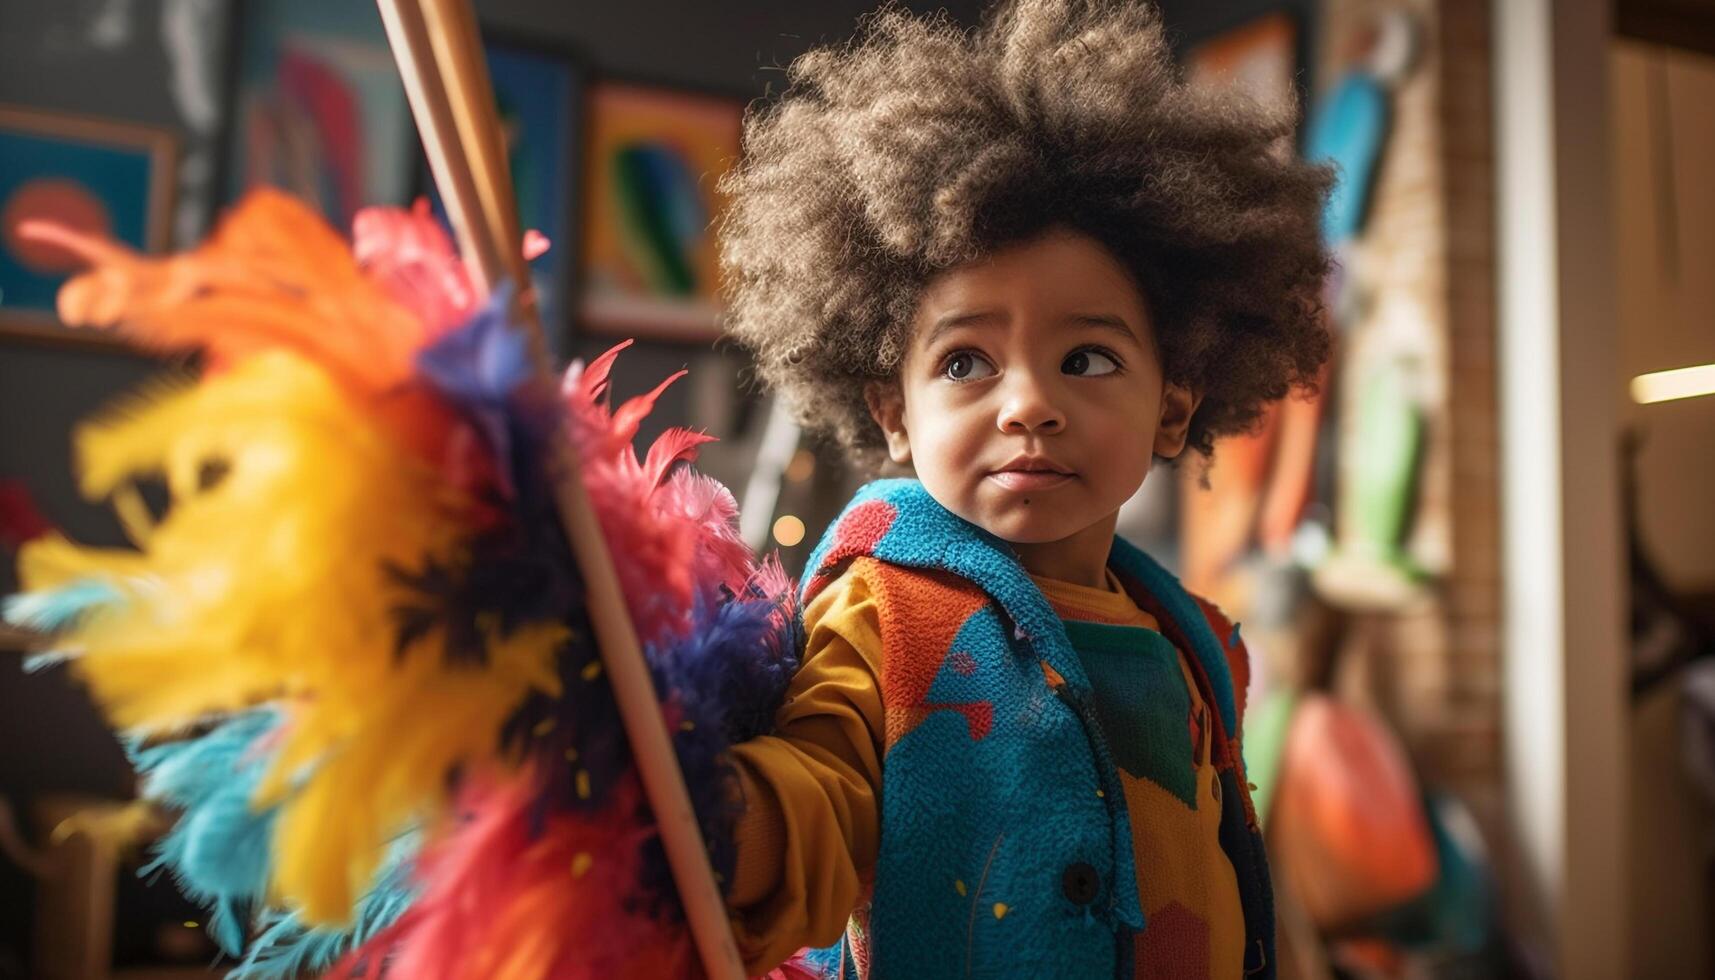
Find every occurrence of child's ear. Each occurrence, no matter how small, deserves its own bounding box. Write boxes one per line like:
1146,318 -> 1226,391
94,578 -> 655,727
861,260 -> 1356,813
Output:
864,381 -> 912,465
1152,382 -> 1202,458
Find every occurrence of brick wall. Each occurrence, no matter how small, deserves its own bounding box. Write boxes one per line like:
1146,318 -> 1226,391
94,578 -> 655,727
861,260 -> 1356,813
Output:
1315,0 -> 1507,884
1435,0 -> 1505,870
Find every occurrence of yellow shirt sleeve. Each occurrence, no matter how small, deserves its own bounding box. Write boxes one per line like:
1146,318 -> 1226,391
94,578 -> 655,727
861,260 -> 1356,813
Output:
725,564 -> 885,974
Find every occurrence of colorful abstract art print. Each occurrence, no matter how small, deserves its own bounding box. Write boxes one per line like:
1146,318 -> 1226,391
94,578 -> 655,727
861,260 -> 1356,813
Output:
225,1 -> 416,230
579,81 -> 742,343
0,106 -> 175,345
428,37 -> 581,357
488,40 -> 580,354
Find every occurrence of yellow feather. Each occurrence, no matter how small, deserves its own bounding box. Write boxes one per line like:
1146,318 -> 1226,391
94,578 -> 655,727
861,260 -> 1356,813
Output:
268,621 -> 564,922
18,351 -> 562,920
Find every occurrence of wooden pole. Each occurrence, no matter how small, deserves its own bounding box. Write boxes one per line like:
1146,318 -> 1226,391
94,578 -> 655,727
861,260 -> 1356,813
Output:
376,3 -> 747,976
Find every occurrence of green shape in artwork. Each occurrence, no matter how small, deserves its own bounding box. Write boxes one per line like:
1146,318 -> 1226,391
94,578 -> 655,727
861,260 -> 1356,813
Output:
611,141 -> 704,296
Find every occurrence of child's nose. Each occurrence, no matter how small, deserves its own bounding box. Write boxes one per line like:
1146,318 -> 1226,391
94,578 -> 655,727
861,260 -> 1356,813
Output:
996,372 -> 1066,434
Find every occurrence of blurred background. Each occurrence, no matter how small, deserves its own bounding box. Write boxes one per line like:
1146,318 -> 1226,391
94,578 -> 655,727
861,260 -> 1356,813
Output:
0,0 -> 1709,977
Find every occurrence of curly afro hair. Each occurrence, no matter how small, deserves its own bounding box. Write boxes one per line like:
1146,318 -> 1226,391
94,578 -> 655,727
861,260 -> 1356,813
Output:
719,0 -> 1332,470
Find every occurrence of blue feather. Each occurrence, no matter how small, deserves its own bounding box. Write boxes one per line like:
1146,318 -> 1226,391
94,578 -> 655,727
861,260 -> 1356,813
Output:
129,709 -> 281,957
21,650 -> 72,673
415,283 -> 536,495
131,708 -> 277,807
3,578 -> 124,632
632,585 -> 802,910
229,832 -> 419,979
7,579 -> 128,672
177,779 -> 277,896
129,710 -> 422,971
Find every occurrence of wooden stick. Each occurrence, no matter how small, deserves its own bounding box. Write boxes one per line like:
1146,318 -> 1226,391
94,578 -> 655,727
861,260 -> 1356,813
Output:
376,3 -> 747,976
375,1 -> 504,302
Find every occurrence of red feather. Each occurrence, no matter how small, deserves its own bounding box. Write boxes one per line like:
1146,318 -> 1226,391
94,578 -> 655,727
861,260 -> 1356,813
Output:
336,771 -> 694,980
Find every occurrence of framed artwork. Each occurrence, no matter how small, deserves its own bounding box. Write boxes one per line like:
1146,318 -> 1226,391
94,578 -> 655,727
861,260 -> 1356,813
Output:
578,80 -> 743,343
224,1 -> 416,231
427,34 -> 582,356
0,106 -> 176,346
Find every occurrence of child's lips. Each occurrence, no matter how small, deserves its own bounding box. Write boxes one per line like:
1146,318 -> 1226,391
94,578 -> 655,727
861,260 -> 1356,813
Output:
987,469 -> 1074,491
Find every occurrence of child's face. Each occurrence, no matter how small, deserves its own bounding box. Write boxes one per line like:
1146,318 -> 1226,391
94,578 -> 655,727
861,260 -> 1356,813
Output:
867,228 -> 1198,561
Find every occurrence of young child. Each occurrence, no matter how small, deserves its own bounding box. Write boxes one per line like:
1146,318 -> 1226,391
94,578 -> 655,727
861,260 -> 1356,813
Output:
717,1 -> 1331,976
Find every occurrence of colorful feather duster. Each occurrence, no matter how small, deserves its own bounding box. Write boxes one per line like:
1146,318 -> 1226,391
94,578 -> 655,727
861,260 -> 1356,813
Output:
5,190 -> 800,977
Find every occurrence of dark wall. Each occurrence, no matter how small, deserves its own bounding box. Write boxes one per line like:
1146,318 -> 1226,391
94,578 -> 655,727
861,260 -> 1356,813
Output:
1158,0 -> 1316,46
481,0 -> 989,94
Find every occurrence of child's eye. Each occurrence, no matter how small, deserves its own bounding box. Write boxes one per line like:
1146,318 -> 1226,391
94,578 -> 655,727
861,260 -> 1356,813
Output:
941,351 -> 996,382
1063,348 -> 1121,376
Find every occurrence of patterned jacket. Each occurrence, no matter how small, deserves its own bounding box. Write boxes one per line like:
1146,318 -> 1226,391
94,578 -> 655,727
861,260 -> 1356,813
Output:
793,479 -> 1273,978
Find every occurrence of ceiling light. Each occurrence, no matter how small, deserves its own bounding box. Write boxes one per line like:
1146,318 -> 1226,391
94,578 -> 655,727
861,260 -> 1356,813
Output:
1631,363 -> 1715,404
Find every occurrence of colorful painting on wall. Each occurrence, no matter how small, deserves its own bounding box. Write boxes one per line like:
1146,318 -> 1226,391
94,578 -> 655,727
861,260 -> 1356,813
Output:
427,37 -> 580,356
226,1 -> 416,231
489,41 -> 579,353
579,81 -> 742,342
0,106 -> 176,344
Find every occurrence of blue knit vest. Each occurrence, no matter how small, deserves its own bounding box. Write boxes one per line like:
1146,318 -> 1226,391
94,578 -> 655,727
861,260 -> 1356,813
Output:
793,480 -> 1274,979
